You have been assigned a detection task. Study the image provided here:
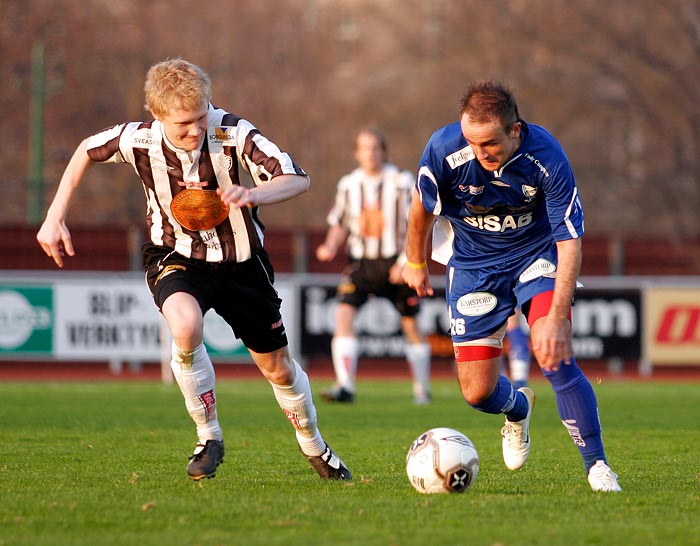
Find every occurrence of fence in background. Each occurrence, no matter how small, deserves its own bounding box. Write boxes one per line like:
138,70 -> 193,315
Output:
2,272 -> 699,379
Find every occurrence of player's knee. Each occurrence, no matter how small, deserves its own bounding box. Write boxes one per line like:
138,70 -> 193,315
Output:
267,366 -> 295,386
460,384 -> 492,406
257,351 -> 296,385
169,321 -> 203,348
165,305 -> 204,346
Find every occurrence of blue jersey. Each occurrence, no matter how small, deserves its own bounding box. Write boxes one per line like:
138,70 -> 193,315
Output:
417,120 -> 584,269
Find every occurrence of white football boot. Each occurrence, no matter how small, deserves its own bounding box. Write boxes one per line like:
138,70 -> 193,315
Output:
501,387 -> 535,470
588,460 -> 622,492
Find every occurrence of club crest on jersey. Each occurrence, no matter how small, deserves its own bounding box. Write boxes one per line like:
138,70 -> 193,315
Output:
519,258 -> 556,283
522,184 -> 537,201
456,292 -> 497,316
210,126 -> 236,144
446,146 -> 475,169
218,154 -> 233,171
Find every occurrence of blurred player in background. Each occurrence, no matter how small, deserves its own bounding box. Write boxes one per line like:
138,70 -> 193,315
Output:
504,309 -> 531,389
403,81 -> 621,491
37,58 -> 351,482
316,128 -> 432,405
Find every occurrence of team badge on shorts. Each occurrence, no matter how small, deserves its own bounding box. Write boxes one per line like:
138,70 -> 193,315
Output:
456,292 -> 497,316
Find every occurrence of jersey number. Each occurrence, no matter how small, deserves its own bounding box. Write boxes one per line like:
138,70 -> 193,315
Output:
450,318 -> 466,336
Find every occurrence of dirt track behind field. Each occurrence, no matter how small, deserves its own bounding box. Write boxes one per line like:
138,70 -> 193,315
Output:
0,358 -> 698,383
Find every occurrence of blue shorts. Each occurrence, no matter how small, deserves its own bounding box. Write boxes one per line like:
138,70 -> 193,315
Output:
446,244 -> 558,343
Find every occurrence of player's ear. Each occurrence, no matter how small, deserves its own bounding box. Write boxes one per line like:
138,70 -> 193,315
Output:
511,121 -> 522,139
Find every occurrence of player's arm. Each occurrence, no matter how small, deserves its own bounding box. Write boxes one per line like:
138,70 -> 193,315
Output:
36,138 -> 93,268
222,119 -> 309,208
389,172 -> 415,283
316,224 -> 348,262
402,190 -> 435,297
531,237 -> 581,371
218,173 -> 309,209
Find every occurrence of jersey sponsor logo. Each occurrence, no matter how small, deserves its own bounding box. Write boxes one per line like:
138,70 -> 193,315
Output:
177,180 -> 210,189
458,184 -> 484,195
463,212 -> 533,232
133,129 -> 159,147
456,292 -> 497,316
133,137 -> 159,146
519,258 -> 556,283
524,153 -> 550,177
210,126 -> 236,144
446,146 -> 475,169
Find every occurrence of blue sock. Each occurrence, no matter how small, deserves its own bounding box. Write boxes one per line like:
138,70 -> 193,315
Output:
507,326 -> 531,363
542,358 -> 606,472
468,374 -> 529,422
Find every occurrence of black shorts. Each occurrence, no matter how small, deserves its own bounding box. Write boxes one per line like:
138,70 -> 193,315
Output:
143,243 -> 288,354
337,257 -> 420,317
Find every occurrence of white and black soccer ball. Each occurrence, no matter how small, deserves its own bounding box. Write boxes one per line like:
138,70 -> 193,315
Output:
406,427 -> 479,494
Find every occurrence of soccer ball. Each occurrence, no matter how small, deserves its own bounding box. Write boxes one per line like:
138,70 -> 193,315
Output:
406,427 -> 479,494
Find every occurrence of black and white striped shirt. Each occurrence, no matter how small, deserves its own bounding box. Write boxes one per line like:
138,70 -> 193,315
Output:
86,104 -> 306,263
326,164 -> 413,260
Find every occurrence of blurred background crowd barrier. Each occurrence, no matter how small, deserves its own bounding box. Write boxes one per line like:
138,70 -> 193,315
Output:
1,226 -> 699,379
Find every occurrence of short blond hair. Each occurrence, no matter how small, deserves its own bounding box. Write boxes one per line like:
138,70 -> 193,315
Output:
144,58 -> 211,118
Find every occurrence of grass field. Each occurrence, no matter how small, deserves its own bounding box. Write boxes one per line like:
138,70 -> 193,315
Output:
0,377 -> 698,546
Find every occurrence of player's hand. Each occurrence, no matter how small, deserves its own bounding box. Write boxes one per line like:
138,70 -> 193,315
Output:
388,263 -> 404,285
217,186 -> 256,209
37,219 -> 75,268
315,244 -> 336,262
531,316 -> 573,371
402,264 -> 433,297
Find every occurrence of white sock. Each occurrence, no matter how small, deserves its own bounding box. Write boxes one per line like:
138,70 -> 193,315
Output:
509,358 -> 530,384
406,342 -> 431,396
170,342 -> 223,443
331,336 -> 359,392
269,359 -> 326,456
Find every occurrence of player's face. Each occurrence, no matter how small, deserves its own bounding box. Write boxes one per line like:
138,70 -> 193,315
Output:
157,101 -> 209,152
355,133 -> 385,175
460,115 -> 522,172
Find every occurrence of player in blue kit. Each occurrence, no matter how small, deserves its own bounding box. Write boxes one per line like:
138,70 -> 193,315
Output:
403,81 -> 621,491
504,309 -> 531,389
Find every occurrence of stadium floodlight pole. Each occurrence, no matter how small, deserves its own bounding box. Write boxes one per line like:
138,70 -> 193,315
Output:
27,41 -> 45,225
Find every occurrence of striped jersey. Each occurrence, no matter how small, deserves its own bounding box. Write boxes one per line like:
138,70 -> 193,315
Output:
417,120 -> 585,268
86,104 -> 306,263
326,163 -> 413,260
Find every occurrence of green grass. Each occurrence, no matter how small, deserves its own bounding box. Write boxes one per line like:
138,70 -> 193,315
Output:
0,377 -> 698,546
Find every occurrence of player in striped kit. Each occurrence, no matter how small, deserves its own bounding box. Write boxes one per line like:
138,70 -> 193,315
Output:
316,128 -> 432,404
37,58 -> 351,482
403,81 -> 621,491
